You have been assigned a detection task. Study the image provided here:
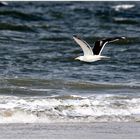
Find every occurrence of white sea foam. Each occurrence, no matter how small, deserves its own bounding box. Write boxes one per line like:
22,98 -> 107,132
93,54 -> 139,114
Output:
112,4 -> 135,11
0,94 -> 140,123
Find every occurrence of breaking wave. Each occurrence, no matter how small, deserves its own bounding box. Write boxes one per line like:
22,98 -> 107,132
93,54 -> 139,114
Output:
0,94 -> 140,123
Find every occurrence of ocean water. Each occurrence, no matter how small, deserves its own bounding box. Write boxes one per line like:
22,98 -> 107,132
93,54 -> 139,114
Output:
0,1 -> 140,123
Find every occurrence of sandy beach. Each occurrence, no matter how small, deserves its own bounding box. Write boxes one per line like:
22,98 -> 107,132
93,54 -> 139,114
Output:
0,122 -> 140,139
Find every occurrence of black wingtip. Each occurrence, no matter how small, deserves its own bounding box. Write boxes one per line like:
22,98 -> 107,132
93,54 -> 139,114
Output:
73,35 -> 81,40
73,35 -> 77,39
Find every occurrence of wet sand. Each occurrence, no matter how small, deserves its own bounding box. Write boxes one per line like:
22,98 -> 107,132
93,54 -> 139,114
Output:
0,122 -> 140,139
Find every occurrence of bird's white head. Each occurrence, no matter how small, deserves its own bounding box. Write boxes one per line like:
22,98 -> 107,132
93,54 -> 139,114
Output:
75,56 -> 84,61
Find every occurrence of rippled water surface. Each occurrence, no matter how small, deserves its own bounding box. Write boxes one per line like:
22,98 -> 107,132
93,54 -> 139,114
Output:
0,1 -> 140,123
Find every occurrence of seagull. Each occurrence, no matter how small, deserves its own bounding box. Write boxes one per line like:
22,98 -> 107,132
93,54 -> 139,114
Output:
73,35 -> 126,62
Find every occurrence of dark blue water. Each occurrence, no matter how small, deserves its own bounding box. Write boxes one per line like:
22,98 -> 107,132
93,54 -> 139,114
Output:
0,1 -> 140,123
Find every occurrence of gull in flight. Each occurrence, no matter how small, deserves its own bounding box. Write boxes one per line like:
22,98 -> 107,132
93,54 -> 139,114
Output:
73,35 -> 126,62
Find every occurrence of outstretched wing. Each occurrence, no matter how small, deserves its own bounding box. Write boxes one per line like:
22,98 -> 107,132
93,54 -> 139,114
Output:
93,37 -> 126,55
73,35 -> 93,56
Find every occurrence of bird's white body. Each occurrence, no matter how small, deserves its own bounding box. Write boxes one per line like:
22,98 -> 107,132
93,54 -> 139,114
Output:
73,36 -> 125,63
75,55 -> 109,62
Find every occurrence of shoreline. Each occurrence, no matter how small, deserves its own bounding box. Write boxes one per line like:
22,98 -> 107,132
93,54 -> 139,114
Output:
0,122 -> 140,139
